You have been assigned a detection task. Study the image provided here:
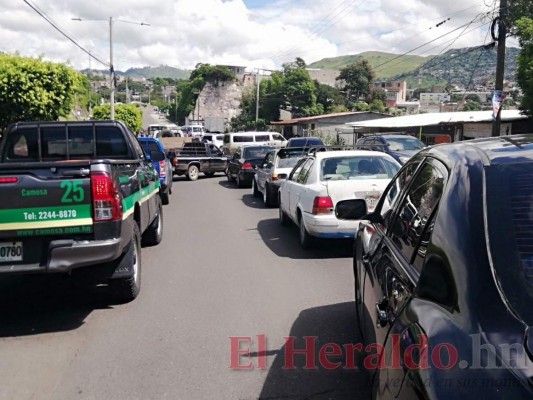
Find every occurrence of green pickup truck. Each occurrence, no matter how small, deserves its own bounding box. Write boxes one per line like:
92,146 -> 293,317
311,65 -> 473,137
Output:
0,121 -> 164,302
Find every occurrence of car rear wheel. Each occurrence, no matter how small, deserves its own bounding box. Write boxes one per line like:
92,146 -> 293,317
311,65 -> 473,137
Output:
253,179 -> 261,197
298,213 -> 313,249
236,173 -> 245,188
160,191 -> 170,205
279,203 -> 289,226
187,165 -> 199,181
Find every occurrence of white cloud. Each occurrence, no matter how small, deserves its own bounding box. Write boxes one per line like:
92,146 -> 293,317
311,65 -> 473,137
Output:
0,0 -> 511,73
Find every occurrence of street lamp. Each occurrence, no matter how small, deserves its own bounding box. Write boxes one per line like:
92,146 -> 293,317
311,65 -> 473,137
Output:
72,17 -> 150,120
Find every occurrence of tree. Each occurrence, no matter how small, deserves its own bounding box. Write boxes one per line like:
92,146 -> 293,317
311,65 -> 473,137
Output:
315,81 -> 346,113
0,54 -> 82,131
260,71 -> 285,122
336,60 -> 375,103
92,104 -> 143,133
282,61 -> 321,118
515,17 -> 533,116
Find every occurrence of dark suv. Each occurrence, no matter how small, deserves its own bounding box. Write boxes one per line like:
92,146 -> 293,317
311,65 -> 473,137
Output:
356,133 -> 425,164
352,134 -> 533,399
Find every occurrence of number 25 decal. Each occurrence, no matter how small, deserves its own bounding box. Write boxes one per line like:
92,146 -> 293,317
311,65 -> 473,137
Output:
60,181 -> 85,203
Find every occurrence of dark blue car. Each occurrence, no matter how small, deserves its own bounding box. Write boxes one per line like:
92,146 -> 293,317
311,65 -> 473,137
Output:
356,133 -> 426,164
138,137 -> 173,205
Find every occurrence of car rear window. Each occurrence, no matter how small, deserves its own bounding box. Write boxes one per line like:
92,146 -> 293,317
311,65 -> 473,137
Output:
320,156 -> 399,181
243,147 -> 273,159
2,125 -> 130,161
486,163 -> 533,325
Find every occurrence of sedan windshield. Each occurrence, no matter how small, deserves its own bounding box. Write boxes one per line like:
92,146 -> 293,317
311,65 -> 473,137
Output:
486,163 -> 533,325
320,156 -> 400,181
384,137 -> 426,151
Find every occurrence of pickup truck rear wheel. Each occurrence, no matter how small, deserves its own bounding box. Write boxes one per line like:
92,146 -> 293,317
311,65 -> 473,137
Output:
160,191 -> 170,205
187,165 -> 199,181
110,222 -> 141,302
142,202 -> 163,246
253,179 -> 261,197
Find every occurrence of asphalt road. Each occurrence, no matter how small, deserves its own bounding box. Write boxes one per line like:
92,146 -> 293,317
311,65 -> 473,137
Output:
0,174 -> 370,400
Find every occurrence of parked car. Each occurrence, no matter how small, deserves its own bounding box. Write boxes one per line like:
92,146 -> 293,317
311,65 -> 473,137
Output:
352,134 -> 533,399
356,133 -> 425,164
285,136 -> 324,148
148,124 -> 182,138
226,145 -> 274,188
182,125 -> 206,138
278,150 -> 400,248
202,133 -> 225,148
253,147 -> 308,207
138,137 -> 173,205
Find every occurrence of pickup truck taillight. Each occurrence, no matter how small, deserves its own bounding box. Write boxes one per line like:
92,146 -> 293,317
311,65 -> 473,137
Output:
0,177 -> 18,184
91,172 -> 123,221
159,160 -> 166,178
312,196 -> 334,215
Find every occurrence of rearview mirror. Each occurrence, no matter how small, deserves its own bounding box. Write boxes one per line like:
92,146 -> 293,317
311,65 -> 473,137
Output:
335,199 -> 368,220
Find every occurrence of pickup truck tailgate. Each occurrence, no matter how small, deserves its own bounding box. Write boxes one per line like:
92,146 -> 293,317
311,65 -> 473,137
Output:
0,166 -> 93,266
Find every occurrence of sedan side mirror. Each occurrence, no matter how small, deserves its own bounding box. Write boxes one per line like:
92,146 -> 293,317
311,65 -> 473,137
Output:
335,199 -> 367,220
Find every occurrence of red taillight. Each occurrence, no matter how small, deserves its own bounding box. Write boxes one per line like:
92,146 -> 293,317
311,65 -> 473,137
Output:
312,196 -> 334,215
91,172 -> 123,221
242,162 -> 253,170
0,177 -> 18,184
159,160 -> 166,178
173,158 -> 178,166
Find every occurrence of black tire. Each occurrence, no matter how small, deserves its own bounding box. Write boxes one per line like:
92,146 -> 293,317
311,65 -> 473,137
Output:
236,173 -> 244,188
204,171 -> 215,177
279,203 -> 289,226
298,213 -> 313,249
264,183 -> 275,207
160,191 -> 170,205
187,164 -> 199,181
110,222 -> 141,302
253,179 -> 261,197
142,202 -> 163,246
226,168 -> 235,182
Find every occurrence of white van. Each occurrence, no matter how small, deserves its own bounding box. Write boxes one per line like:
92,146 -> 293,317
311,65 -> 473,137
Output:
222,132 -> 287,155
182,125 -> 206,138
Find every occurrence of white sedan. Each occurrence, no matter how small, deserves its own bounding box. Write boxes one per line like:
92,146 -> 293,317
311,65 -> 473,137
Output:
278,150 -> 401,248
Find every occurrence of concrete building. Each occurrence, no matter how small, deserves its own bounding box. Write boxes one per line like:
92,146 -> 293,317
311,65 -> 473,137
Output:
372,81 -> 407,108
270,111 -> 391,142
420,93 -> 451,105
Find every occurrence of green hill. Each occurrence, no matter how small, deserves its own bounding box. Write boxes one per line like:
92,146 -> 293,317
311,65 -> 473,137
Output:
309,51 -> 428,79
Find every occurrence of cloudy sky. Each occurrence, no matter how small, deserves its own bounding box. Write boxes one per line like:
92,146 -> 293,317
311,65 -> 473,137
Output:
1,0 -> 514,72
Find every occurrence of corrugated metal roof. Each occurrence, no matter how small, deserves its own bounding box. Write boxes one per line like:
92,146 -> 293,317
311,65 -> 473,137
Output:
346,110 -> 528,128
271,111 -> 383,125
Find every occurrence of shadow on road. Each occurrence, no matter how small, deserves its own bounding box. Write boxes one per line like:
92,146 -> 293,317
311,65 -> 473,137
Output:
0,274 -> 116,337
242,193 -> 265,209
258,301 -> 372,400
256,218 -> 353,260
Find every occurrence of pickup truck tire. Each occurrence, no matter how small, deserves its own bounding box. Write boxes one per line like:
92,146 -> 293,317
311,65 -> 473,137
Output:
204,171 -> 215,177
110,222 -> 142,302
142,202 -> 163,246
160,192 -> 170,205
187,165 -> 199,181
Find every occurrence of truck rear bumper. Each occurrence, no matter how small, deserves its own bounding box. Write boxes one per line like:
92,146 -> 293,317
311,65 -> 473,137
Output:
0,238 -> 125,275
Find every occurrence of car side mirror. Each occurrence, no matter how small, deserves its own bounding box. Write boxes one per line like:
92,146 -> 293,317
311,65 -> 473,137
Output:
335,199 -> 367,220
150,150 -> 165,162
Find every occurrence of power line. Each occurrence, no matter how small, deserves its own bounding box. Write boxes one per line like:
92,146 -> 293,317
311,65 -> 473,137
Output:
23,0 -> 109,68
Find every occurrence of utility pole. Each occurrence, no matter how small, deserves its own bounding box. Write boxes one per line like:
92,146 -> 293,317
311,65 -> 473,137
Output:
491,0 -> 508,137
255,69 -> 260,126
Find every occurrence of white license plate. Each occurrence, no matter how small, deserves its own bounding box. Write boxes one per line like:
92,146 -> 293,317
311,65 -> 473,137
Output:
0,242 -> 23,262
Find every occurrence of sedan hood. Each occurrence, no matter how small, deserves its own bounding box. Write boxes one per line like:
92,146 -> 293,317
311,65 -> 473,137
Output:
324,179 -> 390,212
